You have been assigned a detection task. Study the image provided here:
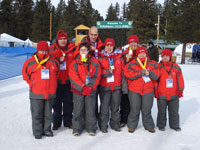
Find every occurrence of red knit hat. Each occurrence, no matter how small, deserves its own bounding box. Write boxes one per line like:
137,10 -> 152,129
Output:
57,30 -> 68,40
128,35 -> 139,44
104,38 -> 115,47
37,41 -> 49,52
161,49 -> 172,59
136,47 -> 148,56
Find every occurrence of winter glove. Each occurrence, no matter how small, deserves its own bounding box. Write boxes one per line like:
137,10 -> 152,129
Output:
82,86 -> 92,96
177,90 -> 183,98
154,90 -> 159,99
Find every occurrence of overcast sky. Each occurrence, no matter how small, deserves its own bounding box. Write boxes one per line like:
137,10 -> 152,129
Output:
51,0 -> 165,19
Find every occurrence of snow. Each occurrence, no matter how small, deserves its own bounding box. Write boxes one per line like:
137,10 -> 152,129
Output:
0,65 -> 200,150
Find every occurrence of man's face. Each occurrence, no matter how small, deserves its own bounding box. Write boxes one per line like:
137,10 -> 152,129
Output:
149,44 -> 153,48
80,46 -> 89,57
105,45 -> 114,53
129,41 -> 138,50
58,38 -> 67,47
89,29 -> 98,43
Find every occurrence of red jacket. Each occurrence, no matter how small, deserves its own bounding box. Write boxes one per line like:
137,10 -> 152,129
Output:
69,55 -> 101,95
74,36 -> 104,58
157,61 -> 184,100
98,50 -> 124,91
122,47 -> 137,64
124,58 -> 159,95
49,42 -> 76,84
22,55 -> 59,100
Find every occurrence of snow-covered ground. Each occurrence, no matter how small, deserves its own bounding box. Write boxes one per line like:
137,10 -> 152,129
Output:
0,65 -> 200,150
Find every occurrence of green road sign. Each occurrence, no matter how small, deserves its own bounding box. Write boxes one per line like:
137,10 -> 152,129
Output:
96,21 -> 133,29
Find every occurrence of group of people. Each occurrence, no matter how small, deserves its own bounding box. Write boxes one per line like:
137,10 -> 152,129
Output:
22,26 -> 185,139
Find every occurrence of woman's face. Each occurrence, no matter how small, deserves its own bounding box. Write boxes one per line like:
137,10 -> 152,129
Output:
80,46 -> 89,57
58,38 -> 67,47
162,55 -> 170,62
105,45 -> 114,53
138,52 -> 146,58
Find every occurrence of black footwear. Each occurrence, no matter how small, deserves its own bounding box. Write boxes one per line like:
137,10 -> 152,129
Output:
128,128 -> 135,133
148,128 -> 156,133
43,131 -> 53,137
120,123 -> 126,128
35,135 -> 42,139
172,127 -> 181,132
101,129 -> 108,133
158,127 -> 165,131
64,124 -> 73,129
113,128 -> 121,132
52,125 -> 61,130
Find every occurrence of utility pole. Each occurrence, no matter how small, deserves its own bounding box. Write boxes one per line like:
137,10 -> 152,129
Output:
157,15 -> 160,49
50,12 -> 52,43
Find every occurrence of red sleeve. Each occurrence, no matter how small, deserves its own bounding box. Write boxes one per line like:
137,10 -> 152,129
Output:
148,61 -> 160,81
124,62 -> 143,80
177,65 -> 185,91
22,59 -> 31,85
88,61 -> 101,90
69,61 -> 85,92
49,45 -> 63,59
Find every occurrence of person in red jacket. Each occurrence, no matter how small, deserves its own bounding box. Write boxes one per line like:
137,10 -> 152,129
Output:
120,35 -> 140,128
22,41 -> 59,139
69,42 -> 101,136
49,30 -> 76,130
98,38 -> 124,133
122,35 -> 140,63
155,49 -> 184,131
124,47 -> 159,133
74,26 -> 104,118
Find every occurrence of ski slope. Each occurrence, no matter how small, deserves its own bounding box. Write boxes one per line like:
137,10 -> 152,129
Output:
0,65 -> 200,150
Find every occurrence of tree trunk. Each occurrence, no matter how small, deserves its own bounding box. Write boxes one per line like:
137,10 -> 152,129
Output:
181,42 -> 186,64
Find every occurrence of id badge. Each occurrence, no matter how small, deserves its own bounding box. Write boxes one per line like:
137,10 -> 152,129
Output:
129,50 -> 133,55
86,76 -> 91,85
166,79 -> 173,88
142,75 -> 151,83
41,69 -> 49,79
60,61 -> 66,70
107,75 -> 114,83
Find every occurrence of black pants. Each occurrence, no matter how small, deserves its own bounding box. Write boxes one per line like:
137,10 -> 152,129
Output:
157,98 -> 180,129
52,83 -> 73,127
30,99 -> 53,137
120,93 -> 130,124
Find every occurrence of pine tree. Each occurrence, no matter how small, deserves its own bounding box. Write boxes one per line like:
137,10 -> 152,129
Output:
0,0 -> 16,35
14,0 -> 34,40
127,0 -> 160,43
31,0 -> 50,42
165,0 -> 200,63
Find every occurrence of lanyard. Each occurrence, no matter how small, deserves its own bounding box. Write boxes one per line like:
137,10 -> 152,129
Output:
34,54 -> 49,69
136,57 -> 147,70
162,62 -> 173,75
108,57 -> 114,66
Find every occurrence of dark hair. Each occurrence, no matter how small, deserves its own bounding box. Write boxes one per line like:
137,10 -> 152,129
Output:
149,41 -> 154,46
79,42 -> 90,51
